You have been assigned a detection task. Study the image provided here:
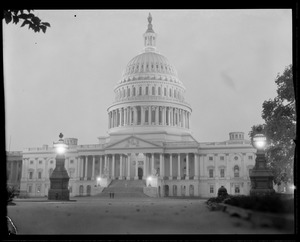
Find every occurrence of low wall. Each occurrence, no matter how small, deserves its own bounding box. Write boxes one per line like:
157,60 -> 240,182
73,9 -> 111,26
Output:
143,187 -> 158,197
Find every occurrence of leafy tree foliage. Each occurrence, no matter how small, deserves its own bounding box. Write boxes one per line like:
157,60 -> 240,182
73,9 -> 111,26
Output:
249,64 -> 295,185
3,9 -> 50,33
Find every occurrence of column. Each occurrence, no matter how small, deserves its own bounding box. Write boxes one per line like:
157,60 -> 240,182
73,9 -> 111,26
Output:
133,107 -> 137,125
128,107 -> 132,125
119,155 -> 123,180
92,155 -> 95,180
127,154 -> 131,180
104,155 -> 107,169
84,156 -> 88,180
143,155 -> 146,179
177,154 -> 181,180
214,154 -> 218,179
155,106 -> 159,125
242,153 -> 246,178
112,154 -> 115,179
124,108 -> 127,125
185,153 -> 189,180
81,157 -> 84,179
183,110 -> 186,128
99,155 -> 103,176
194,153 -> 199,180
159,154 -> 163,178
149,106 -> 152,125
134,154 -> 138,180
169,154 -> 173,180
225,154 -> 229,178
151,153 -> 154,174
141,106 -> 145,125
199,155 -> 204,178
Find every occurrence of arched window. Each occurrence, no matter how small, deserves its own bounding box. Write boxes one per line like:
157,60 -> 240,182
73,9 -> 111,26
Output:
128,88 -> 131,97
152,86 -> 155,95
158,87 -> 161,95
234,165 -> 239,177
139,86 -> 142,96
133,87 -> 136,96
123,89 -> 125,97
174,89 -> 177,98
169,89 -> 172,97
145,86 -> 149,95
164,87 -> 167,96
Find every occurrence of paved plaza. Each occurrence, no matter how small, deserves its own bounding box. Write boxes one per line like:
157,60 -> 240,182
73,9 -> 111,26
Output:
7,196 -> 288,234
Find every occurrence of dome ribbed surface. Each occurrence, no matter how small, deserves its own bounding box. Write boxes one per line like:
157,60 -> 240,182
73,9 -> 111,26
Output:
122,51 -> 178,78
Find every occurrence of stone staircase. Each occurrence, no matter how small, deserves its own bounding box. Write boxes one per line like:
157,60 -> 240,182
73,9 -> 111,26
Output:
94,179 -> 148,198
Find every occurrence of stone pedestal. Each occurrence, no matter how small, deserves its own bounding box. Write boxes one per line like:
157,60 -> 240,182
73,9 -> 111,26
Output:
48,154 -> 70,200
250,152 -> 275,196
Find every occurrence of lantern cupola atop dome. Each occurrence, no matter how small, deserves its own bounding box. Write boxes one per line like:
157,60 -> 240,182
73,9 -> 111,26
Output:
143,13 -> 157,52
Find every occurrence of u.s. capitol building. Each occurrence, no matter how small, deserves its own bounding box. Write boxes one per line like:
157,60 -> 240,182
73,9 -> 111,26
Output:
18,14 -> 256,198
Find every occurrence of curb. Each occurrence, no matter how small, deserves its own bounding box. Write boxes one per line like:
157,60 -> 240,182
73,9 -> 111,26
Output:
216,203 -> 294,232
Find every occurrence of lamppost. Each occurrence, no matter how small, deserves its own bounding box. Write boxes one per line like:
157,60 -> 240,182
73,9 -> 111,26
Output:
249,127 -> 275,196
48,133 -> 70,200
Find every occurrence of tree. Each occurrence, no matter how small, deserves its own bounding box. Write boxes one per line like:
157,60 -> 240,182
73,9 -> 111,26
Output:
3,9 -> 50,33
249,64 -> 295,185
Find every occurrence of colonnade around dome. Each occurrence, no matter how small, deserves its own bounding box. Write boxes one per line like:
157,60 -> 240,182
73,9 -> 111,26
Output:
108,105 -> 191,129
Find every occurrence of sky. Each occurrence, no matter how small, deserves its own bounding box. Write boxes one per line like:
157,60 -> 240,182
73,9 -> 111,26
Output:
3,9 -> 292,151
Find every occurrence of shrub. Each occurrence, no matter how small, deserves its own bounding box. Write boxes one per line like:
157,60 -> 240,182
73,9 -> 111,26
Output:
7,186 -> 19,204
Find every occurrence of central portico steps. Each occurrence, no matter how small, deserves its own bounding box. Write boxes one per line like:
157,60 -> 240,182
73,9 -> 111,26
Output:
95,179 -> 149,198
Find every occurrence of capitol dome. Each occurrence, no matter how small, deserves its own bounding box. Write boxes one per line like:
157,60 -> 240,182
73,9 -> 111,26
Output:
106,13 -> 192,141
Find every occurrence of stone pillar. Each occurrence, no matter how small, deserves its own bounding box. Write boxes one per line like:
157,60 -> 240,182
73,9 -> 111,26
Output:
194,153 -> 199,180
169,154 -> 173,180
151,153 -> 155,174
199,154 -> 204,178
134,154 -> 138,180
185,153 -> 189,180
128,107 -> 132,125
133,107 -> 137,125
104,155 -> 107,170
155,106 -> 159,125
177,154 -> 181,180
85,156 -> 88,180
225,154 -> 229,178
119,155 -> 123,179
143,155 -> 146,179
81,157 -> 84,179
242,153 -> 246,178
112,154 -> 115,179
127,154 -> 131,180
141,106 -> 145,125
92,156 -> 95,180
149,106 -> 152,125
183,110 -> 186,128
159,153 -> 163,178
99,156 -> 102,177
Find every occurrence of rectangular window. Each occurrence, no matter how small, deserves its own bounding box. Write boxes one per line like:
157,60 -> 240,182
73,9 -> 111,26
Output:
209,169 -> 214,178
39,160 -> 42,164
210,185 -> 214,194
220,169 -> 225,178
38,171 -> 42,179
29,172 -> 33,179
209,156 -> 213,161
164,88 -> 166,96
146,86 -> 149,95
220,156 -> 224,161
248,156 -> 253,160
70,160 -> 74,164
30,160 -> 34,165
28,185 -> 32,193
37,185 -> 41,193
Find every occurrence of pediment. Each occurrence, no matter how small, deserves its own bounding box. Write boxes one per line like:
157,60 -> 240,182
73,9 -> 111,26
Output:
106,136 -> 161,149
